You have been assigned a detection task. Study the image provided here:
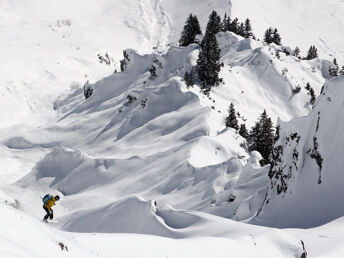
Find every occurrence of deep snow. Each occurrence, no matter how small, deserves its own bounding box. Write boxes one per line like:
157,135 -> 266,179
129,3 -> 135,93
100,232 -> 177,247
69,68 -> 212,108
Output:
1,0 -> 344,257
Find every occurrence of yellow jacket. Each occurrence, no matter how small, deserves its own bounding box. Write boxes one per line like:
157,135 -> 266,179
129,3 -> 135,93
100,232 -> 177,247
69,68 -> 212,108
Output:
44,196 -> 57,210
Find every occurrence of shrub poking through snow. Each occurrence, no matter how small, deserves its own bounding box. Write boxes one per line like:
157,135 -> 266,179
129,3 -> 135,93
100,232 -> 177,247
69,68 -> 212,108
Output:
97,52 -> 112,66
120,50 -> 130,71
58,242 -> 68,252
305,82 -> 316,107
149,65 -> 157,80
292,85 -> 301,94
127,95 -> 137,104
83,80 -> 93,99
141,98 -> 147,108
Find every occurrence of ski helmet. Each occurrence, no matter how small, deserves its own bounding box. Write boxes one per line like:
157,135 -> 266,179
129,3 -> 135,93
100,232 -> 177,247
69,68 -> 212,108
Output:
55,195 -> 60,201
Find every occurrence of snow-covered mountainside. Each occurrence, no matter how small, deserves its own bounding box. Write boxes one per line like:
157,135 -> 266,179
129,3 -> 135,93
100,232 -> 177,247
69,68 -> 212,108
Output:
249,76 -> 344,228
230,0 -> 344,63
1,0 -> 344,257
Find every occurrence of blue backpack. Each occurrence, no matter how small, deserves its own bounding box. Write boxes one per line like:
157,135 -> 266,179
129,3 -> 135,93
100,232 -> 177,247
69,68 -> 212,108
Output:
42,194 -> 53,205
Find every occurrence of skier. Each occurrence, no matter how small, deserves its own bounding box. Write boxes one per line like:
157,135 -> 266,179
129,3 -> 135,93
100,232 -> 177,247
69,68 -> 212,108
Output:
42,194 -> 60,222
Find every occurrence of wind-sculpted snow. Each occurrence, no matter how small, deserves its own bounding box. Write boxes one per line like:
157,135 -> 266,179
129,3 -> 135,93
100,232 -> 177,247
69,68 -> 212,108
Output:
246,76 -> 344,228
14,31 -> 333,217
62,196 -> 176,236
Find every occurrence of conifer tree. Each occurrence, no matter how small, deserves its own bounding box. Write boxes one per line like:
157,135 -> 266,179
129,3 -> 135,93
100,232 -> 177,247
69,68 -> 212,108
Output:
237,23 -> 245,37
248,110 -> 274,163
244,18 -> 252,38
196,11 -> 222,92
305,82 -> 316,107
206,11 -> 222,35
226,103 -> 239,130
264,27 -> 274,44
294,46 -> 300,58
239,124 -> 249,139
184,71 -> 194,88
179,14 -> 202,47
306,45 -> 318,60
272,28 -> 282,45
229,18 -> 239,34
329,58 -> 339,77
221,13 -> 228,32
222,14 -> 231,32
309,87 -> 316,106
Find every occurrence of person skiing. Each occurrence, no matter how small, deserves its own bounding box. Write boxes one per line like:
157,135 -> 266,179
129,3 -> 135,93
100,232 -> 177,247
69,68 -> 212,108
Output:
42,194 -> 60,222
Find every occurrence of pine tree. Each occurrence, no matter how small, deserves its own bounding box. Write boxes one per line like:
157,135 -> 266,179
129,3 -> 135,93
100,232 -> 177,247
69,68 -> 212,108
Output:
205,11 -> 222,35
226,103 -> 239,130
184,71 -> 194,88
222,14 -> 231,32
329,58 -> 339,78
229,18 -> 239,34
237,22 -> 245,37
239,124 -> 249,139
305,82 -> 316,107
294,46 -> 300,58
221,13 -> 228,32
272,28 -> 282,45
309,87 -> 316,106
196,11 -> 222,91
179,14 -> 202,47
264,27 -> 273,44
306,45 -> 318,60
248,110 -> 274,163
244,18 -> 252,38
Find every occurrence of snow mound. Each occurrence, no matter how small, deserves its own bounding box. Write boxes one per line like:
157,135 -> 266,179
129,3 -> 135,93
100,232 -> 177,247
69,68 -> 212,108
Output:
18,147 -> 115,195
62,196 -> 178,237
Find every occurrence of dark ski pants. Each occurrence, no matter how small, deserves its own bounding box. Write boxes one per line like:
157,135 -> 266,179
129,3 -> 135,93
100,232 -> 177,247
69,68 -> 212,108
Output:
43,205 -> 53,221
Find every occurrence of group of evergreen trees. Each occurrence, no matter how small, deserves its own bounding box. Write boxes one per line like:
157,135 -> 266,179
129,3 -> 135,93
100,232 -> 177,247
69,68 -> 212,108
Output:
329,58 -> 344,78
305,82 -> 316,107
221,14 -> 254,38
226,104 -> 275,164
179,12 -> 256,92
263,27 -> 282,45
305,45 -> 318,60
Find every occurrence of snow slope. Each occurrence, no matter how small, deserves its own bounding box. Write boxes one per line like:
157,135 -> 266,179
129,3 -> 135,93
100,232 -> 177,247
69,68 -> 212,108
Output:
1,0 -> 344,257
247,76 -> 344,228
229,0 -> 344,62
0,0 -> 171,129
0,188 -> 307,258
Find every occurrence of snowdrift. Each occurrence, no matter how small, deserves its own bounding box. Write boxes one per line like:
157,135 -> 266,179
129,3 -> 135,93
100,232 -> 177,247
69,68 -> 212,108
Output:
62,196 -> 177,237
